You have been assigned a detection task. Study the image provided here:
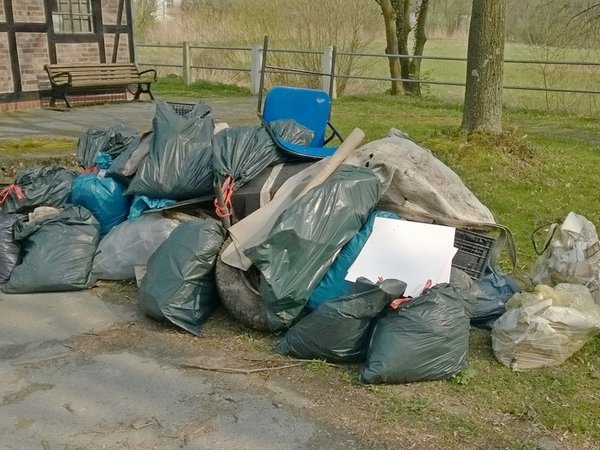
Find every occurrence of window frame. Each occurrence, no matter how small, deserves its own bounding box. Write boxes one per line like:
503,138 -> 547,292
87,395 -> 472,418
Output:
52,0 -> 95,35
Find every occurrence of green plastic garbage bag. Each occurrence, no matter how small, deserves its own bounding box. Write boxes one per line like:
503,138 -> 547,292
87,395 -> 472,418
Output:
212,120 -> 312,188
1,166 -> 79,213
139,219 -> 225,335
360,284 -> 472,384
126,101 -> 214,200
0,213 -> 25,283
246,165 -> 381,331
276,278 -> 406,363
3,206 -> 100,293
76,123 -> 140,169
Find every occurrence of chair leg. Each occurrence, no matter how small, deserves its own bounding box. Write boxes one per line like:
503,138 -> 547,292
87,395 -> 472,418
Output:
147,84 -> 155,100
62,88 -> 72,108
133,84 -> 142,100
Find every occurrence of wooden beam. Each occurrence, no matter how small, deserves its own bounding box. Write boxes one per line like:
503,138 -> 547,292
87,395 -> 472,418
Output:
112,0 -> 125,63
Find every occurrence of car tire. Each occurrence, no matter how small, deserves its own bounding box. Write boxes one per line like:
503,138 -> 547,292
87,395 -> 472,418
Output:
215,237 -> 270,331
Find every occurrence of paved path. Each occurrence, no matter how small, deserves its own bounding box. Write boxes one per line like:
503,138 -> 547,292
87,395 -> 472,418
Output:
0,97 -> 257,140
0,289 -> 365,449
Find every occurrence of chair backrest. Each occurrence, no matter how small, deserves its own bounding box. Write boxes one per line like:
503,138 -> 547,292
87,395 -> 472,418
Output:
262,86 -> 331,147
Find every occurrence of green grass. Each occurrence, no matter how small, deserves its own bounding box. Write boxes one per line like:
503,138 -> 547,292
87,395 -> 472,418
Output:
0,137 -> 76,156
153,74 -> 251,98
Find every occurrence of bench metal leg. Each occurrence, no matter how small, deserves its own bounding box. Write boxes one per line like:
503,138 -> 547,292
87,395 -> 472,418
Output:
133,83 -> 154,101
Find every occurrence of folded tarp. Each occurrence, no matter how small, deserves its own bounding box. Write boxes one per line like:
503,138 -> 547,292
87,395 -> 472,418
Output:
3,206 -> 100,293
140,219 -> 225,335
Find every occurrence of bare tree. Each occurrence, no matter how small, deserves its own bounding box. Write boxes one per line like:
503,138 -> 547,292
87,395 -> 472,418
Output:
376,0 -> 403,94
461,0 -> 506,134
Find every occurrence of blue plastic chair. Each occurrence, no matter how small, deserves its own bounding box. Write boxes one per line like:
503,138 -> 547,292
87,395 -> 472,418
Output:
258,86 -> 343,159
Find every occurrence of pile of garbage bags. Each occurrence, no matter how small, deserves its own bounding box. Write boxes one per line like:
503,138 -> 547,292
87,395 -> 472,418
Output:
2,100 -> 598,386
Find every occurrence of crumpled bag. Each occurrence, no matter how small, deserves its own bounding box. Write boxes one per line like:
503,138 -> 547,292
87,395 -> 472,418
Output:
139,219 -> 225,335
246,165 -> 381,331
530,212 -> 600,304
0,213 -> 25,283
1,166 -> 78,213
107,131 -> 153,183
76,123 -> 140,169
212,120 -> 312,189
360,283 -> 473,384
492,283 -> 600,371
126,101 -> 214,200
276,278 -> 406,363
92,213 -> 180,280
3,206 -> 100,293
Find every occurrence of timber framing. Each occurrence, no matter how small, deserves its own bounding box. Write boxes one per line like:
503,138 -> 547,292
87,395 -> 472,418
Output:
0,0 -> 136,106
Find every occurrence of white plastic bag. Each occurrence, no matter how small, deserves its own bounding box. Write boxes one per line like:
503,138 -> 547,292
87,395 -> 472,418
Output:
530,212 -> 600,304
92,214 -> 180,280
492,283 -> 600,371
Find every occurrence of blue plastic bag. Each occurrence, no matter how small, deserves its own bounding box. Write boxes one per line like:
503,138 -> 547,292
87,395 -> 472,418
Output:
71,153 -> 129,235
128,195 -> 176,221
307,210 -> 399,310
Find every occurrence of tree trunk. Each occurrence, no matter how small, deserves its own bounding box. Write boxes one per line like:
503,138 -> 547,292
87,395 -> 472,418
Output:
378,0 -> 403,95
461,0 -> 506,134
392,0 -> 412,91
408,0 -> 430,95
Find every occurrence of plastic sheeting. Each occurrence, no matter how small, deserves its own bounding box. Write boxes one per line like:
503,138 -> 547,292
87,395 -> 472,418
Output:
92,213 -> 180,280
345,132 -> 496,223
530,212 -> 600,304
139,219 -> 225,335
276,278 -> 406,363
360,284 -> 473,384
126,102 -> 214,200
212,120 -> 313,188
128,195 -> 176,221
0,213 -> 25,283
76,124 -> 140,169
3,206 -> 100,293
70,154 -> 129,235
307,210 -> 399,310
492,283 -> 600,371
1,166 -> 78,214
246,165 -> 381,330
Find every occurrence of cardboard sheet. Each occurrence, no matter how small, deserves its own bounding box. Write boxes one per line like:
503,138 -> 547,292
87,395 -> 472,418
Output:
345,218 -> 457,297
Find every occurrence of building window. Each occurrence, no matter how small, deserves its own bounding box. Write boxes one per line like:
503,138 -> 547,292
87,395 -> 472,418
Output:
52,0 -> 94,34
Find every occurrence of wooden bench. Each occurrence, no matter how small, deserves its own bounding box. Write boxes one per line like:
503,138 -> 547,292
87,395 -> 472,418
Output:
43,63 -> 157,108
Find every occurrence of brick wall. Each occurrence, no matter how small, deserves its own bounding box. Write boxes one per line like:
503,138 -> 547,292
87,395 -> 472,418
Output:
102,0 -> 118,25
13,0 -> 45,23
56,42 -> 100,64
0,33 -> 12,93
16,32 -> 50,92
104,33 -> 131,63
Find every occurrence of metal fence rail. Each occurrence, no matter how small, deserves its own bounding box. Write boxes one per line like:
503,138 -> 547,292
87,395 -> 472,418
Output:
136,42 -> 600,97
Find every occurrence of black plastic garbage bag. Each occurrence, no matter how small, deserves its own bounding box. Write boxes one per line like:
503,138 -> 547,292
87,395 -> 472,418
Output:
126,101 -> 214,200
246,165 -> 381,331
3,206 -> 100,293
276,278 -> 406,363
212,120 -> 312,188
76,123 -> 140,169
360,284 -> 472,384
0,213 -> 25,283
139,219 -> 225,335
1,166 -> 79,213
471,267 -> 521,329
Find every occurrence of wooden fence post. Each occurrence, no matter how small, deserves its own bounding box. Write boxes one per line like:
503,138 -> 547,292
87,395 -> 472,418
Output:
250,44 -> 263,95
322,45 -> 336,98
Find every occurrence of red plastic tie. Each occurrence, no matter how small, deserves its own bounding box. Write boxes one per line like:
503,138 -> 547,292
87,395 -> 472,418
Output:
0,183 -> 25,204
83,167 -> 98,174
214,176 -> 235,218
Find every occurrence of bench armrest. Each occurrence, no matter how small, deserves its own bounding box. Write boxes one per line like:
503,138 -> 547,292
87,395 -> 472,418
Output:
138,69 -> 157,81
44,65 -> 72,86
